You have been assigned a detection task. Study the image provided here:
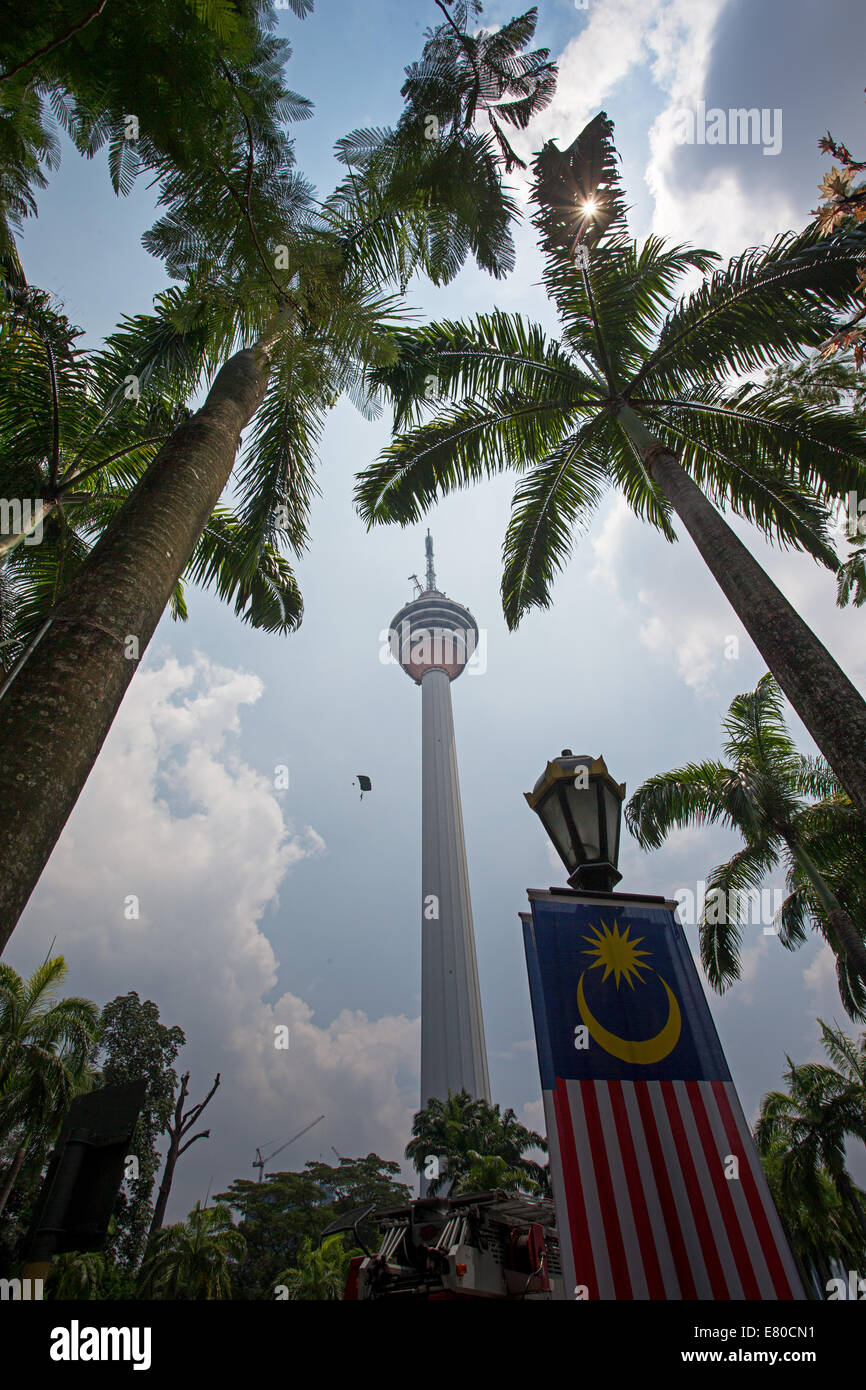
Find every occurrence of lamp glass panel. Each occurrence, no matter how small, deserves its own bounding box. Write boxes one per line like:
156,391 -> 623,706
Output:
604,784 -> 622,867
565,783 -> 601,861
538,792 -> 576,870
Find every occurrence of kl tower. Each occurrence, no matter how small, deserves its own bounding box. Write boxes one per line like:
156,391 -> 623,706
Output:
390,533 -> 491,1120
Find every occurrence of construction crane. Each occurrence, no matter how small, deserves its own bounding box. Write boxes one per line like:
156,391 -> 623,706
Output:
253,1115 -> 325,1181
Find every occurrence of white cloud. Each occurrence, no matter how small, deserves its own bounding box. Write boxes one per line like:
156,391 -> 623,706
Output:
638,609 -> 721,694
591,495 -> 744,696
643,0 -> 799,255
589,484 -> 866,710
521,1096 -> 545,1136
535,0 -> 660,142
803,940 -> 845,1022
15,654 -> 421,1217
515,0 -> 795,257
510,0 -> 713,190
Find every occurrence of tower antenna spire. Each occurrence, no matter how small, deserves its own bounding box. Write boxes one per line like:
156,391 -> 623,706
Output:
425,530 -> 437,592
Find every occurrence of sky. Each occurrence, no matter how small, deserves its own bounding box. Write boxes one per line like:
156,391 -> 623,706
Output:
8,0 -> 866,1220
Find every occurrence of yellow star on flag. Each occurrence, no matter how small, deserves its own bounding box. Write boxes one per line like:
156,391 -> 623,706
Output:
583,919 -> 652,990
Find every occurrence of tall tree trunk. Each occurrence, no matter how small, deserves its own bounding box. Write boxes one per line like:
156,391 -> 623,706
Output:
0,1144 -> 26,1216
0,346 -> 270,953
149,1070 -> 218,1235
825,908 -> 866,992
618,407 -> 866,822
149,1072 -> 188,1237
149,1145 -> 180,1236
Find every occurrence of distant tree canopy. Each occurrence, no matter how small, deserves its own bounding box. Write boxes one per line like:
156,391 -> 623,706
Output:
755,1020 -> 866,1293
217,1153 -> 411,1299
765,352 -> 866,608
814,99 -> 866,366
406,1089 -> 549,1196
44,1246 -> 138,1302
98,992 -> 185,1268
0,954 -> 99,1266
0,0 -> 304,265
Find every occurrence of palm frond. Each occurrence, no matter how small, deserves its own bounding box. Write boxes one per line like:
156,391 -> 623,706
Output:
699,842 -> 779,991
329,127 -> 517,284
625,761 -> 733,849
817,1019 -> 866,1082
184,506 -> 303,634
364,312 -> 598,431
636,227 -> 866,395
837,544 -> 866,607
234,362 -> 323,559
531,112 -> 627,259
399,4 -> 556,174
634,382 -> 866,567
500,422 -> 608,627
357,389 -> 575,527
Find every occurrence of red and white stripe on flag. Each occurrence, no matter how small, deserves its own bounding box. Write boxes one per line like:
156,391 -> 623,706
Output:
546,1077 -> 804,1300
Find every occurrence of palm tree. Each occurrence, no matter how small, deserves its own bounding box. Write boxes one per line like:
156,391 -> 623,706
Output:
137,1201 -> 245,1300
765,352 -> 866,608
399,2 -> 557,172
817,1019 -> 866,1119
405,1089 -> 547,1195
355,112 -> 866,823
796,1022 -> 866,1174
43,1249 -> 136,1301
0,293 -> 302,681
0,954 -> 100,1214
778,794 -> 866,1001
44,1251 -> 109,1301
755,1050 -> 866,1246
451,1151 -> 538,1194
756,1020 -> 866,1296
625,674 -> 866,1017
759,1142 -> 865,1296
0,3 -> 309,318
0,4 -> 529,953
275,1232 -> 356,1300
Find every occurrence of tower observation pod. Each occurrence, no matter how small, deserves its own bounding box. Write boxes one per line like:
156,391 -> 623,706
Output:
389,533 -> 491,1121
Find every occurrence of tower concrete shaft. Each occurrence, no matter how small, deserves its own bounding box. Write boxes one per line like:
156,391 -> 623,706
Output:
390,536 -> 490,1132
420,666 -> 490,1109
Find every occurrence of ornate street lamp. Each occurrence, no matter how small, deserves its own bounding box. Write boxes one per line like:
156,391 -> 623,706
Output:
524,750 -> 625,894
518,748 -> 806,1302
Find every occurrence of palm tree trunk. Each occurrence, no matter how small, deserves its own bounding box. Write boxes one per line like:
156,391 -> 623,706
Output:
618,407 -> 866,821
0,1144 -> 27,1216
827,907 -> 866,991
0,343 -> 271,953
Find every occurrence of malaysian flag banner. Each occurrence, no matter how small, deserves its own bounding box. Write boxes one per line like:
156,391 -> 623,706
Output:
522,891 -> 805,1300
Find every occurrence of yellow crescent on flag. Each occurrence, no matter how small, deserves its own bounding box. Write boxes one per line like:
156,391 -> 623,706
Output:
577,970 -> 682,1064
